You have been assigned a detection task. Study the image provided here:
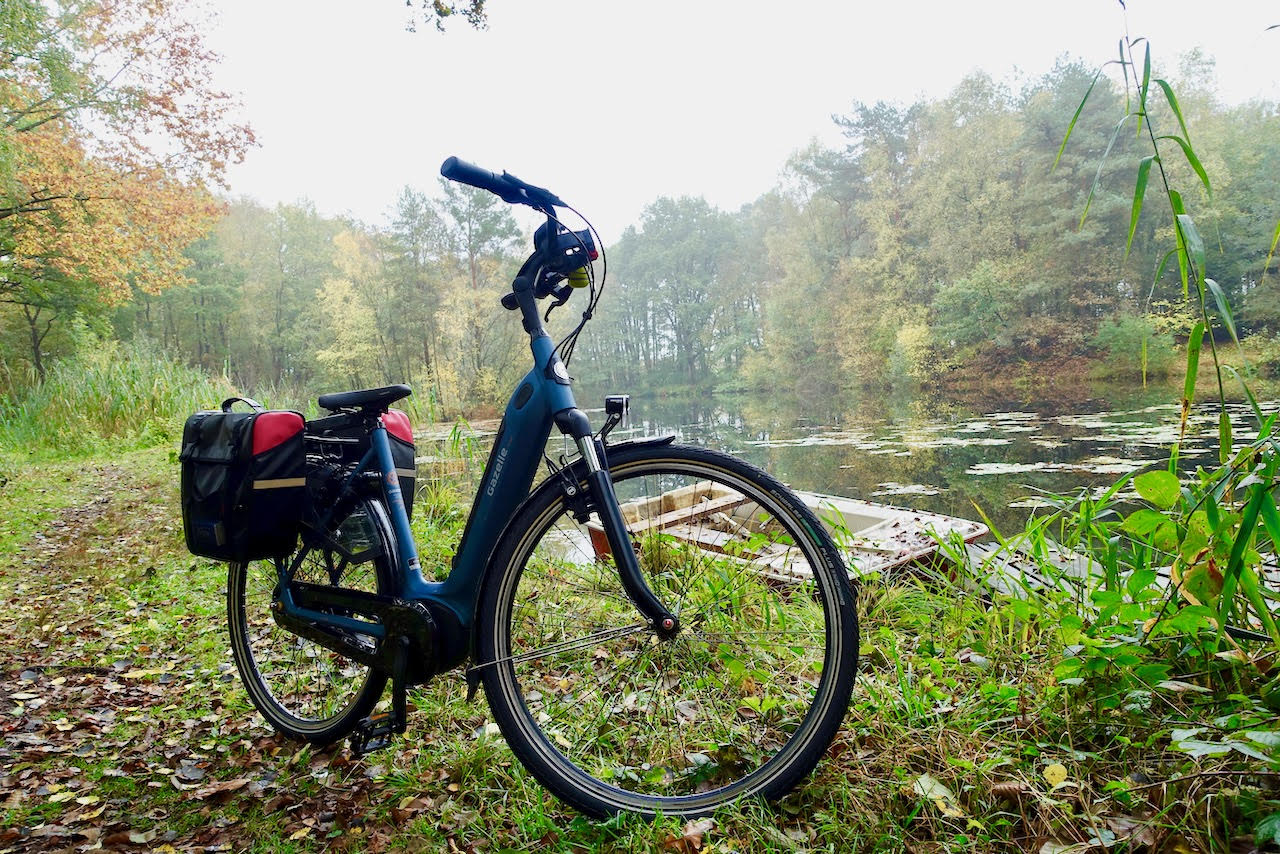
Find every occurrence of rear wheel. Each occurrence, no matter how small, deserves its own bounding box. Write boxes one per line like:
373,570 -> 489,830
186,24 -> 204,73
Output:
478,443 -> 858,818
227,498 -> 394,743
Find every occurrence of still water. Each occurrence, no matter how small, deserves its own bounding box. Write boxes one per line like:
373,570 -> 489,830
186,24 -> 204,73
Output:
421,385 -> 1276,534
562,386 -> 1277,534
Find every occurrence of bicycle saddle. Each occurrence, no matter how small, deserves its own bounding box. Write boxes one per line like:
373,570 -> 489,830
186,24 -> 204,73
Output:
317,384 -> 412,413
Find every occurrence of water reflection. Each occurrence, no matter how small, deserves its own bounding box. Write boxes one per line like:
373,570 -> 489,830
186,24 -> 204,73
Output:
415,386 -> 1277,535
573,387 -> 1277,533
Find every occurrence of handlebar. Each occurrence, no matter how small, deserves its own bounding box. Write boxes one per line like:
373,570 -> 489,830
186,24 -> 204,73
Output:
440,156 -> 567,209
441,156 -> 597,321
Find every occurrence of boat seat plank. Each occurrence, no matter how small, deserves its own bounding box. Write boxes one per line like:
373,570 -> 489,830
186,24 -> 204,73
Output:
626,494 -> 752,534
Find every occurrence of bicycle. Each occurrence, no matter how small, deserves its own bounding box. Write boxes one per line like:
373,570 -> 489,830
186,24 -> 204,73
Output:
224,157 -> 859,818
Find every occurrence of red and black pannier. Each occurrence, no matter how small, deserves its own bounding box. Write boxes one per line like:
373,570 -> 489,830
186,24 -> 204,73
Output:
179,398 -> 306,561
304,408 -> 417,519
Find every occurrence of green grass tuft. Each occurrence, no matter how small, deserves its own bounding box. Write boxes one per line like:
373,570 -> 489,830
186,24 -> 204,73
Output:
0,339 -> 236,458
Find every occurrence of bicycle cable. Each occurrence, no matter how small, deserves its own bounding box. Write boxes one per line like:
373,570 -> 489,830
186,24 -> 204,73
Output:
544,204 -> 607,370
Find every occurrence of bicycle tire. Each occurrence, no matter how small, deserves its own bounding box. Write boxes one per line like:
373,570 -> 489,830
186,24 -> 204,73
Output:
227,497 -> 395,743
477,443 -> 858,818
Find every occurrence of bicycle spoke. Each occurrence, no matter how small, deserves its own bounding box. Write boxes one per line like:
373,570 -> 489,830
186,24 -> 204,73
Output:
236,504 -> 385,728
492,457 -> 851,804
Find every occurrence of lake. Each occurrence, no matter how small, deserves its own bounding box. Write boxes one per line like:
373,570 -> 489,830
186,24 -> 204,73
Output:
424,383 -> 1277,534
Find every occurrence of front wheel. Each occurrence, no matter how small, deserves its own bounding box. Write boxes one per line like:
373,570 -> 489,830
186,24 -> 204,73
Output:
478,443 -> 858,818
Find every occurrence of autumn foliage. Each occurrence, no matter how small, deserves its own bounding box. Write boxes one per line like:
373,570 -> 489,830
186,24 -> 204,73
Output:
1,0 -> 253,373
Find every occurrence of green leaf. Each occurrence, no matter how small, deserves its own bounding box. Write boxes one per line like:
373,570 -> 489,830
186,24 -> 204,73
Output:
1218,411 -> 1232,466
1157,134 -> 1211,201
1165,606 -> 1214,633
1054,68 -> 1101,172
1261,217 -> 1280,288
1118,40 -> 1131,112
1171,192 -> 1189,294
1180,513 -> 1209,562
1205,278 -> 1238,342
1080,114 -> 1133,228
1126,155 -> 1155,260
1182,564 -> 1223,603
1260,492 -> 1280,554
1174,739 -> 1230,758
1176,213 -> 1206,277
1152,520 -> 1178,553
1121,508 -> 1167,536
1141,44 -> 1151,95
1127,568 -> 1158,597
1247,731 -> 1280,750
1230,742 -> 1274,763
1135,470 -> 1180,509
1255,812 -> 1280,847
1154,79 -> 1192,145
1183,320 -> 1204,406
1222,365 -> 1265,427
1221,472 -> 1280,644
1134,663 -> 1170,684
1097,474 -> 1135,510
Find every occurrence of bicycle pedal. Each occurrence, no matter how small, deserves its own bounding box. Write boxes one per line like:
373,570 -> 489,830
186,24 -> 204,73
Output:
349,713 -> 397,757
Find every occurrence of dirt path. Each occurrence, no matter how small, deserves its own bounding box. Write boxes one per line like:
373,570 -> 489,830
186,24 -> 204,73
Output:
0,459 -> 405,852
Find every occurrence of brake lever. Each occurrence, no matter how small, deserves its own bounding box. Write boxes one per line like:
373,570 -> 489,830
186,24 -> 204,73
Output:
543,282 -> 573,321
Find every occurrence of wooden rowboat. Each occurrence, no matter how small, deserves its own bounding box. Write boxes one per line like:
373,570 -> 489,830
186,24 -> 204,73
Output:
587,481 -> 988,582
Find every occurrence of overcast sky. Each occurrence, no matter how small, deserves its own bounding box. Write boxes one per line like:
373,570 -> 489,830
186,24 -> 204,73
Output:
203,0 -> 1278,241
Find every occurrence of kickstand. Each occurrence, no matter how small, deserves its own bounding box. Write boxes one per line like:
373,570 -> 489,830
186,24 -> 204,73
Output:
349,636 -> 410,757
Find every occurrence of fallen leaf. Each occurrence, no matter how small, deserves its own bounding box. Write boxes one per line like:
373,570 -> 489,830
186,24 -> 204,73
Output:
189,778 -> 251,801
1040,841 -> 1089,854
912,774 -> 965,817
661,817 -> 716,851
912,773 -> 955,802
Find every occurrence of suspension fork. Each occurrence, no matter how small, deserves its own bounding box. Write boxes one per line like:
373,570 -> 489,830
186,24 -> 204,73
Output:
555,409 -> 679,638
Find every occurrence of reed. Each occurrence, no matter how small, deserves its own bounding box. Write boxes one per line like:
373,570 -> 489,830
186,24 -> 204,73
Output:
0,339 -> 235,457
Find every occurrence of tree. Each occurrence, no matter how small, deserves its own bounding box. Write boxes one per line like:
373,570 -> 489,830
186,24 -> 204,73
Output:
1,0 -> 253,377
385,186 -> 449,397
437,179 -> 520,401
605,197 -> 735,385
403,0 -> 487,32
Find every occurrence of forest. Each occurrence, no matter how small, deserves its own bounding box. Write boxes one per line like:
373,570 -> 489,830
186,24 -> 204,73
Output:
5,2 -> 1280,852
4,39 -> 1279,415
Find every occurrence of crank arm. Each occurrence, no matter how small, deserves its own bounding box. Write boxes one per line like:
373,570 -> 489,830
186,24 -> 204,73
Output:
278,584 -> 439,682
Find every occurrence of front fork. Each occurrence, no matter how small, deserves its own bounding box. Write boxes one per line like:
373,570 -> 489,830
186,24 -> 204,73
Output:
555,409 -> 679,638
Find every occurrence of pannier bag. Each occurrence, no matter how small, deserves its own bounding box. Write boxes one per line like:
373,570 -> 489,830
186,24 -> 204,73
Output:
384,409 -> 417,520
305,408 -> 417,519
180,397 -> 306,561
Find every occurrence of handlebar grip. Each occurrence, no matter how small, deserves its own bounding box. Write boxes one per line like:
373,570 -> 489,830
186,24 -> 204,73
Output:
440,156 -> 567,209
440,156 -> 521,203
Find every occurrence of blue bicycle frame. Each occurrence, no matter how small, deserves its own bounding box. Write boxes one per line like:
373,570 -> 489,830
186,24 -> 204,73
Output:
275,248 -> 677,676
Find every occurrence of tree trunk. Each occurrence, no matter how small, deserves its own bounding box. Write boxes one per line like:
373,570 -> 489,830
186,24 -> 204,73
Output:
21,304 -> 52,383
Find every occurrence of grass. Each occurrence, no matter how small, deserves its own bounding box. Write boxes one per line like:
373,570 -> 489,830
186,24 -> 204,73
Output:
0,339 -> 235,459
0,338 -> 444,462
1,437 -> 1278,852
